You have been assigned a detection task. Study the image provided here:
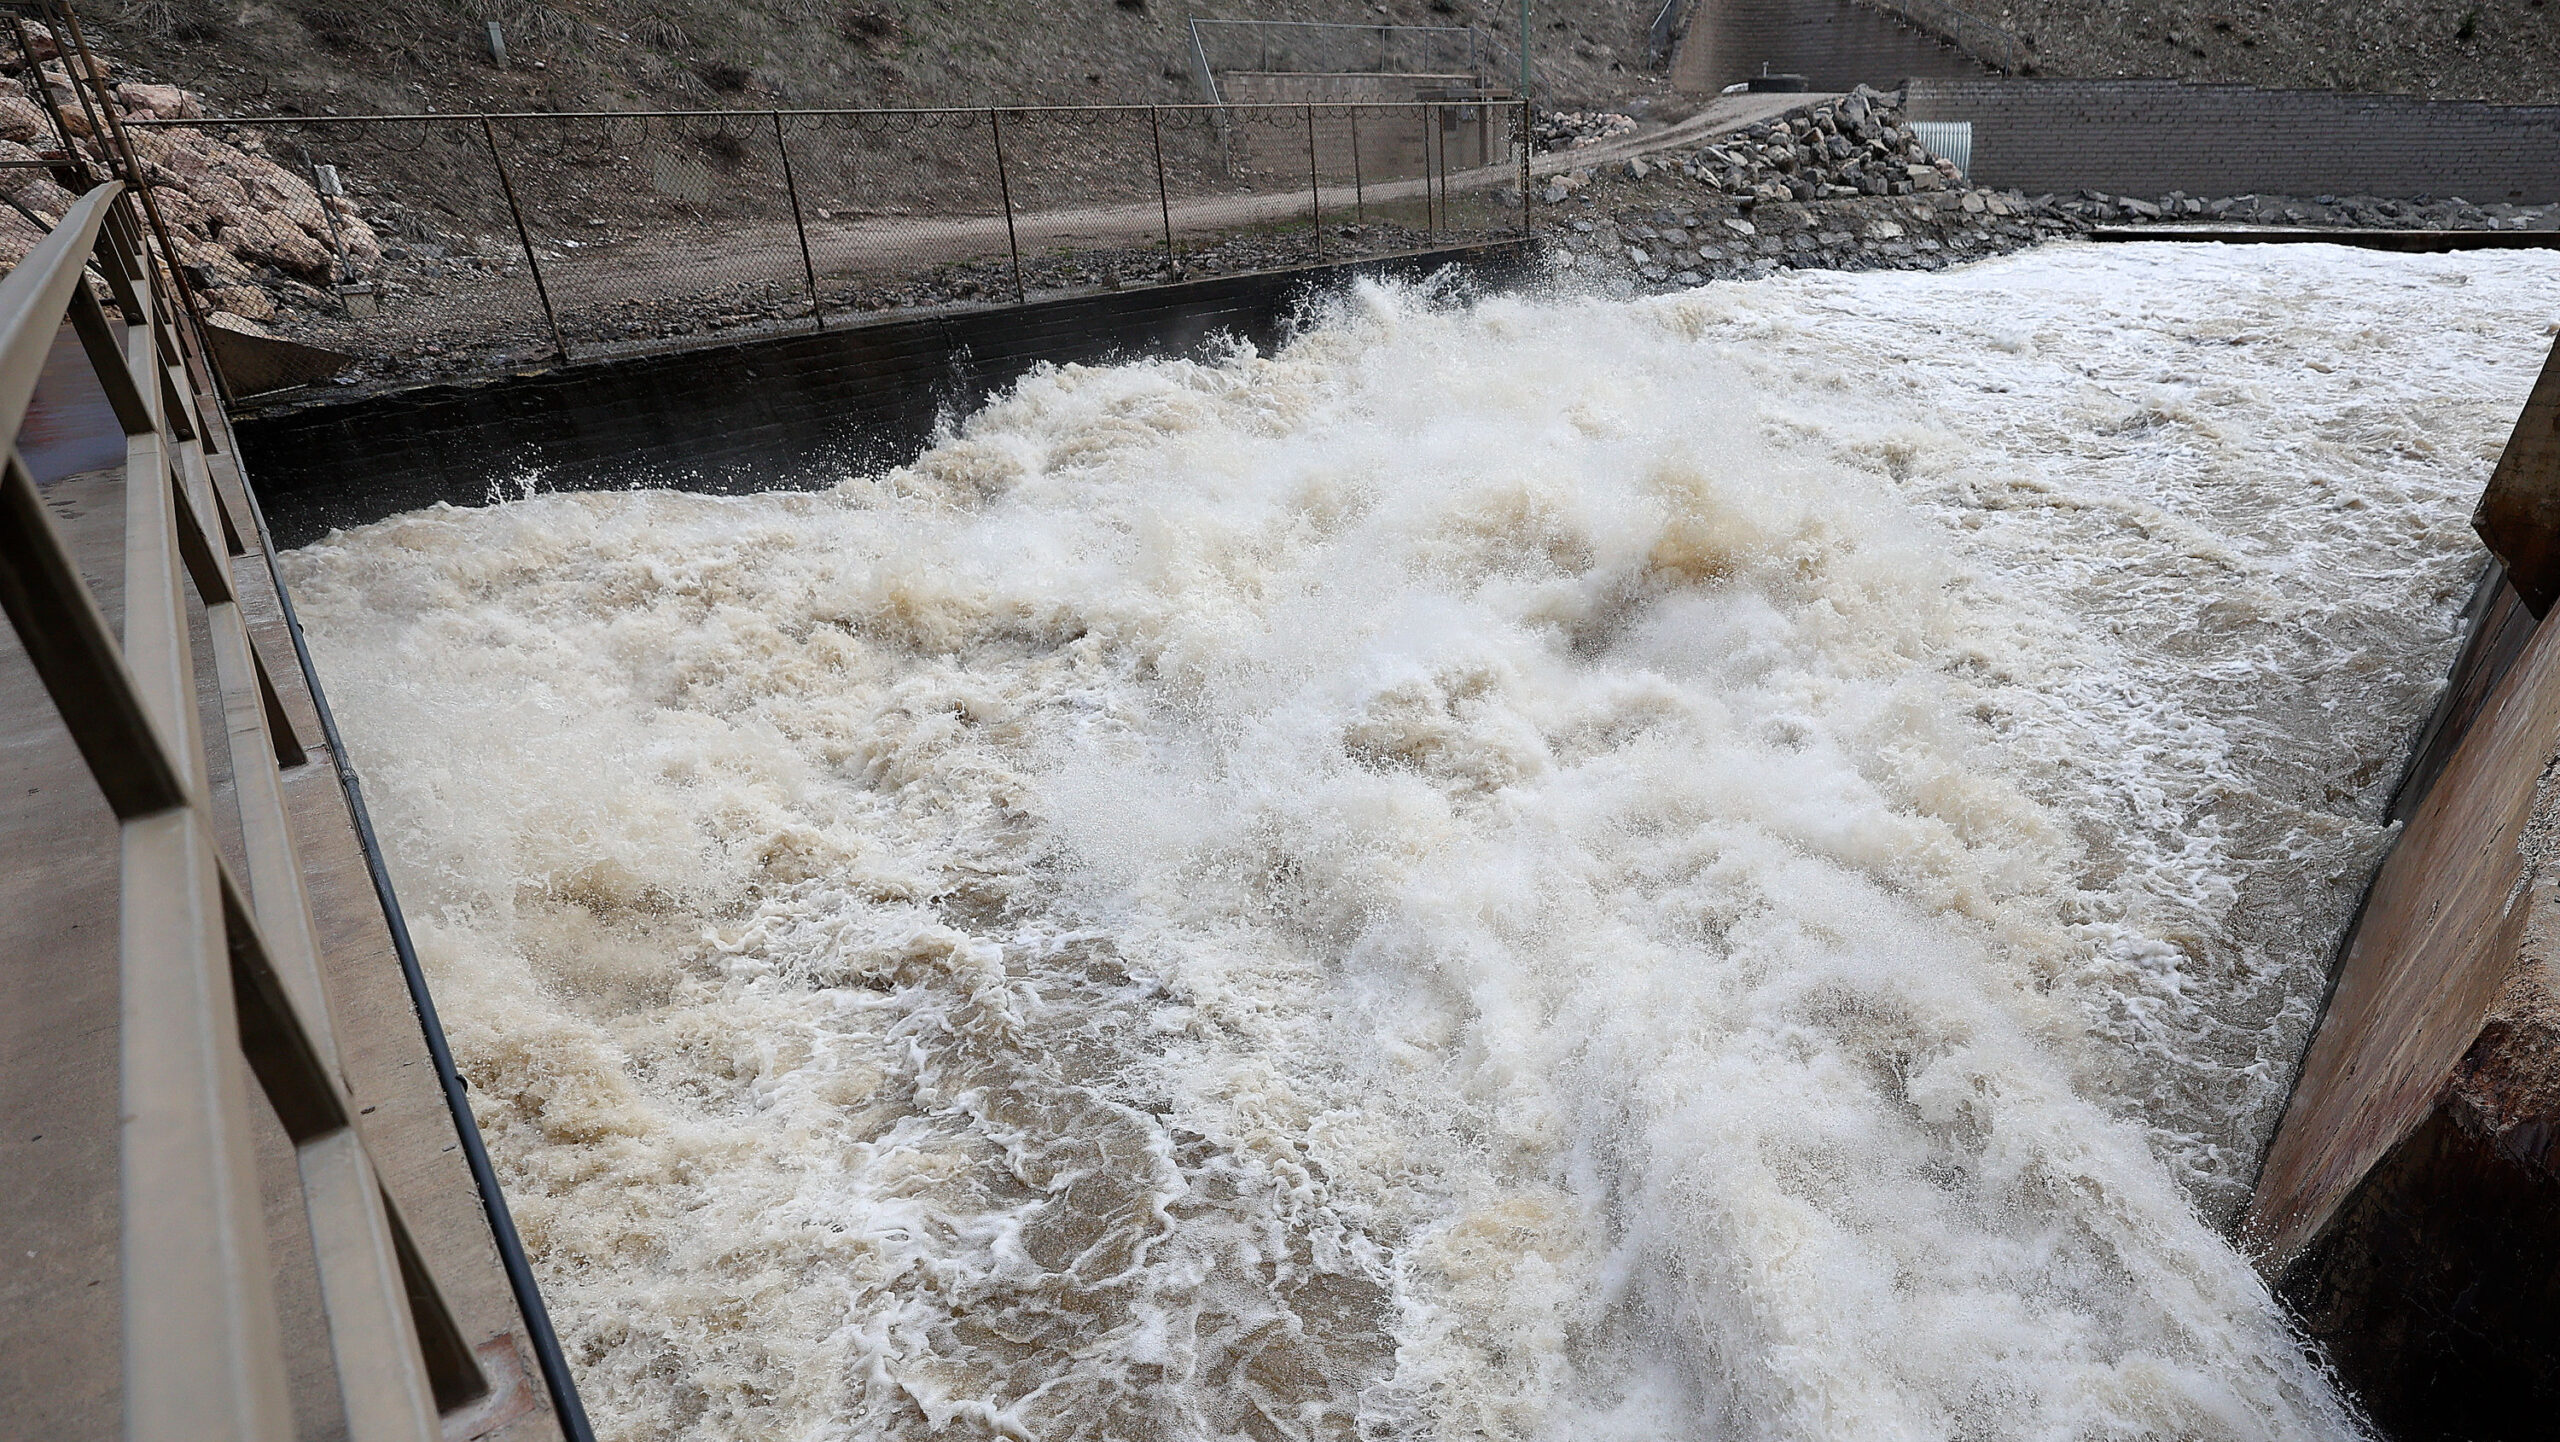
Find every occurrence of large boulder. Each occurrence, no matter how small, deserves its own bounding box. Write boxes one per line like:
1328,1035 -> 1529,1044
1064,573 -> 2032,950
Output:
114,82 -> 197,120
174,234 -> 254,290
215,208 -> 331,280
0,141 -> 74,222
0,205 -> 44,269
0,21 -> 61,67
0,92 -> 47,145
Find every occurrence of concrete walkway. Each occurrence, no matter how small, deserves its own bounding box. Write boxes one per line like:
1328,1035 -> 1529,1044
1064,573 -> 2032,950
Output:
0,324 -> 562,1441
527,92 -> 1839,307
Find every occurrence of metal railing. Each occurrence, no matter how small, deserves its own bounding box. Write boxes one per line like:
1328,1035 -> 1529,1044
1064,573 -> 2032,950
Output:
0,177 -> 499,1441
1852,0 -> 2032,73
129,100 -> 1533,390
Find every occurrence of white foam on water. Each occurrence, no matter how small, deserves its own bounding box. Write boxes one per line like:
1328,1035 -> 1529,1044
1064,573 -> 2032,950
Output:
284,242 -> 2560,1441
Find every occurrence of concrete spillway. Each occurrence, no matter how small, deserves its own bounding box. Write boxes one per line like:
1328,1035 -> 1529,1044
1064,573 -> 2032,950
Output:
256,241 -> 2560,1438
19,229 -> 2560,1439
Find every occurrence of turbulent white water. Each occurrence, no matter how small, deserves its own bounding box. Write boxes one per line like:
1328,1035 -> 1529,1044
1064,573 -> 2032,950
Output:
287,243 -> 2560,1442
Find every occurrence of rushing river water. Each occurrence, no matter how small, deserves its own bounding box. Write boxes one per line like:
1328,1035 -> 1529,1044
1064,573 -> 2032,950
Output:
286,244 -> 2560,1441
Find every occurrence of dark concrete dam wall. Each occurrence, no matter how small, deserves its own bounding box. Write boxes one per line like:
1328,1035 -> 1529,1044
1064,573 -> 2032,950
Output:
2250,338 -> 2560,1441
234,241 -> 1534,549
1904,78 -> 2560,203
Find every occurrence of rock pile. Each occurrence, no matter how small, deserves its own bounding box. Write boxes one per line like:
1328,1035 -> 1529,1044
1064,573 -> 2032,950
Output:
1535,86 -> 1963,207
0,21 -> 378,330
1532,110 -> 1638,152
1671,85 -> 1959,201
1547,185 -> 2064,292
1533,81 -> 2560,298
2056,188 -> 2557,231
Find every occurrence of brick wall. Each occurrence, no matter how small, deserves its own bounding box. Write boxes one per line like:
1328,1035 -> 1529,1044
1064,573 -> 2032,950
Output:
1905,77 -> 2560,201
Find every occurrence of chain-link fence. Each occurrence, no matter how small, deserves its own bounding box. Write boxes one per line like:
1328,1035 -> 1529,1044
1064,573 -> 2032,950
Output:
127,100 -> 1532,392
1186,19 -> 1525,99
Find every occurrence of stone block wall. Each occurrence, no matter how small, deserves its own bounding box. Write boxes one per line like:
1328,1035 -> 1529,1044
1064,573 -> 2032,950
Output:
1904,77 -> 2560,202
1672,0 -> 1984,96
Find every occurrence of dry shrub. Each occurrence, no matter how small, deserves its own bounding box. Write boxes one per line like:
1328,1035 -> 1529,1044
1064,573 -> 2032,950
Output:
692,127 -> 748,165
841,8 -> 900,47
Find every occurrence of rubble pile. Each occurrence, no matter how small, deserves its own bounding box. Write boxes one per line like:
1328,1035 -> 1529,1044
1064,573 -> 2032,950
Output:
1681,86 -> 1960,200
1535,84 -> 2560,297
1542,86 -> 1960,206
0,21 -> 378,330
1532,109 -> 1637,152
1546,185 -> 2062,291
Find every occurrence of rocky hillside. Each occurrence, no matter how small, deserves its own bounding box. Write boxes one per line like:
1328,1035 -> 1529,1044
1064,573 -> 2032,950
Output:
0,21 -> 373,322
75,0 -> 1676,123
1988,0 -> 2559,103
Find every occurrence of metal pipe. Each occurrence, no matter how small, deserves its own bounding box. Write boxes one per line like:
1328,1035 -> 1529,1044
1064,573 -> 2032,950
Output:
480,117 -> 565,360
6,16 -> 77,167
771,111 -> 823,330
988,108 -> 1024,304
35,1 -> 109,172
212,399 -> 601,1442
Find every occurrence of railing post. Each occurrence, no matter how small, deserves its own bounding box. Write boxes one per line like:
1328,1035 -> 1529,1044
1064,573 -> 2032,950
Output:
772,111 -> 823,330
1148,105 -> 1176,275
481,117 -> 565,360
1305,102 -> 1321,253
988,108 -> 1025,304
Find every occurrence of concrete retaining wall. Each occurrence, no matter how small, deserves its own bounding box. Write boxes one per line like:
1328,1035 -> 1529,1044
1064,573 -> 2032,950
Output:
235,241 -> 1533,548
1904,77 -> 2560,202
2250,341 -> 2560,1438
1672,0 -> 1983,96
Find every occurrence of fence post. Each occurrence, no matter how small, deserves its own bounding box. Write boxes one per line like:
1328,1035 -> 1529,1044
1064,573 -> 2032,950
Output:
772,111 -> 823,330
1419,104 -> 1434,235
1305,103 -> 1320,253
1436,104 -> 1451,238
1518,100 -> 1532,237
1148,105 -> 1176,275
480,117 -> 565,360
988,108 -> 1025,304
1350,105 -> 1364,223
